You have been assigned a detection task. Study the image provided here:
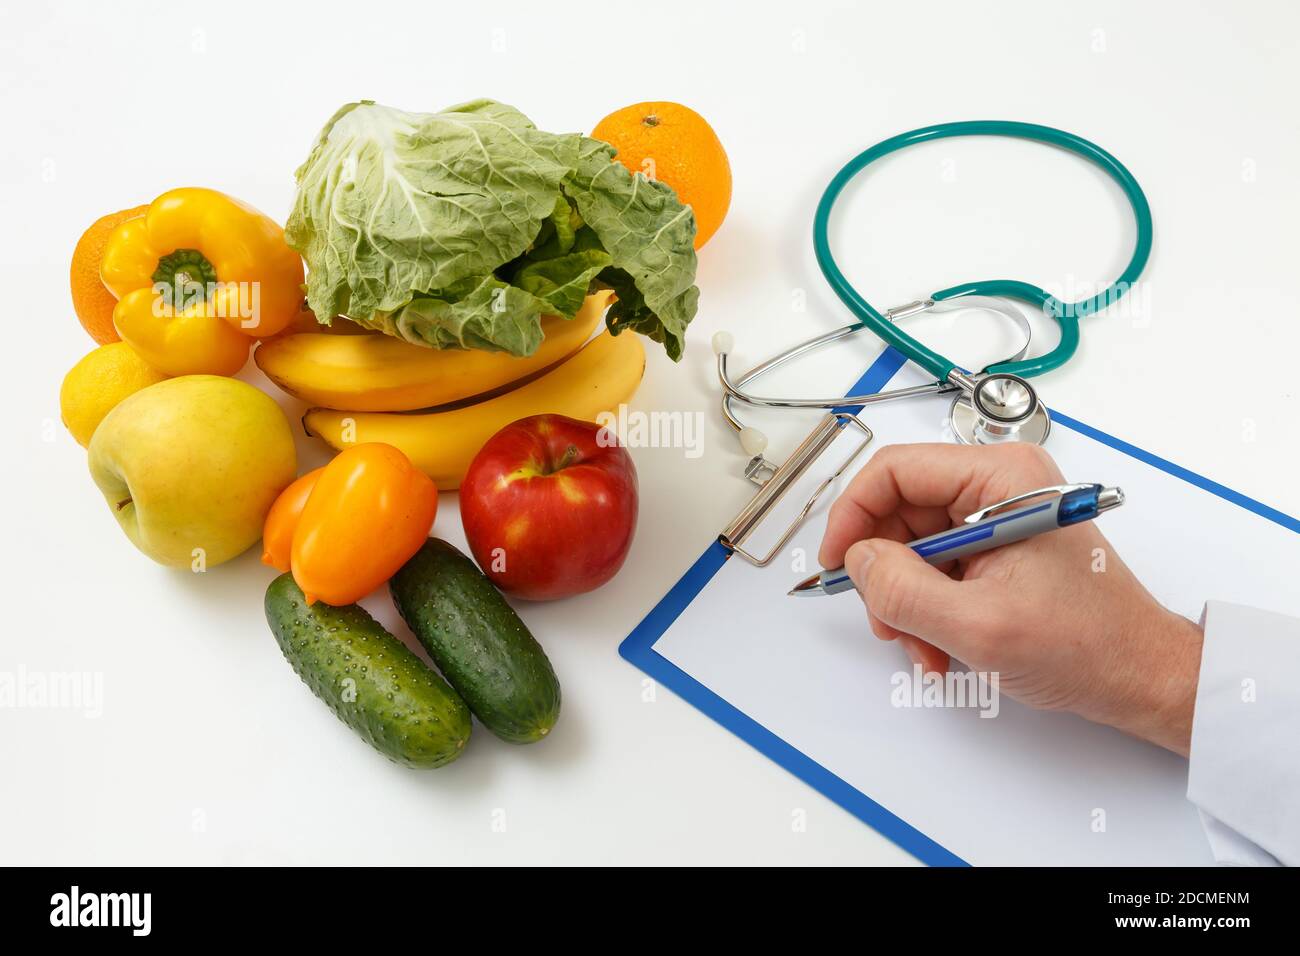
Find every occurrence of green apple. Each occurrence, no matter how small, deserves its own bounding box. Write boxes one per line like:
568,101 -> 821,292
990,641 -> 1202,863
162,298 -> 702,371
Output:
88,375 -> 297,569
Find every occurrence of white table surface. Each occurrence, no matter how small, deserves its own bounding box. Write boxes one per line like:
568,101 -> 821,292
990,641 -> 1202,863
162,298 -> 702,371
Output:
3,0 -> 1298,865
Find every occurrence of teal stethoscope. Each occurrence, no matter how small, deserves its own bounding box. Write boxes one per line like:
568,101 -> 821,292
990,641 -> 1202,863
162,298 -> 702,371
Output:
715,120 -> 1153,452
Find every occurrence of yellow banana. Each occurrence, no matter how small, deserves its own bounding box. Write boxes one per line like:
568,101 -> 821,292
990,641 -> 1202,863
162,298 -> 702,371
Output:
255,292 -> 610,412
304,328 -> 646,490
272,308 -> 376,337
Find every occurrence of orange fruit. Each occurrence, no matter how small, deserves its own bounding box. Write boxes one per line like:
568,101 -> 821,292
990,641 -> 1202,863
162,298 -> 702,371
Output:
70,204 -> 148,344
592,102 -> 731,250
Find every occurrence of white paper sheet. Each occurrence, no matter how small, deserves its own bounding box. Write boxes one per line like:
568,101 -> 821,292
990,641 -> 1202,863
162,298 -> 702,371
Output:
654,364 -> 1298,865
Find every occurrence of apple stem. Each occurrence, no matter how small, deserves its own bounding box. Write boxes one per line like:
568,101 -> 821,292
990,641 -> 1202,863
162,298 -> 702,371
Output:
115,497 -> 133,511
555,444 -> 581,471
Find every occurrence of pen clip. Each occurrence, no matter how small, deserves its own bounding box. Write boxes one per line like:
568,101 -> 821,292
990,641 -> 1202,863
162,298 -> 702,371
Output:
962,483 -> 1095,524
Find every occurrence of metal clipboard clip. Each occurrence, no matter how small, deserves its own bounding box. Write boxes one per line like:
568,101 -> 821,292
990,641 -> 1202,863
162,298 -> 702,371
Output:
719,412 -> 873,567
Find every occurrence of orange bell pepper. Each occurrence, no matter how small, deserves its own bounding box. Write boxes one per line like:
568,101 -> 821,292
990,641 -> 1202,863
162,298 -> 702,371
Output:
99,188 -> 305,376
261,466 -> 325,573
289,444 -> 438,606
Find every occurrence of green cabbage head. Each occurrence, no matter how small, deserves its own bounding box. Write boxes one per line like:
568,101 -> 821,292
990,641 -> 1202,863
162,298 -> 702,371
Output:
286,99 -> 699,359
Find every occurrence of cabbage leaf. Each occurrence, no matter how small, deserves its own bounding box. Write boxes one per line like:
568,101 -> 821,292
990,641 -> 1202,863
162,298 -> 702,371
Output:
286,100 -> 698,358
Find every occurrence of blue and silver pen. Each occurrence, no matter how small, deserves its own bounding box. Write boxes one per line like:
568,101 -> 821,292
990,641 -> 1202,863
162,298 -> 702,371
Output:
788,483 -> 1125,597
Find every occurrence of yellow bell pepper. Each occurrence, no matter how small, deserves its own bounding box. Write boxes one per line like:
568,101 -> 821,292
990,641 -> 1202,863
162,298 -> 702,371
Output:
100,188 -> 304,376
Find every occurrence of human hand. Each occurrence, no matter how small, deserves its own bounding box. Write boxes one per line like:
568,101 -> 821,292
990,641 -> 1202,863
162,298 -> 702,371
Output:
819,442 -> 1203,755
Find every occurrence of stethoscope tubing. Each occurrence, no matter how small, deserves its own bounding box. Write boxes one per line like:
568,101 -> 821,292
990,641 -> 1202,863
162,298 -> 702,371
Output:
812,120 -> 1153,382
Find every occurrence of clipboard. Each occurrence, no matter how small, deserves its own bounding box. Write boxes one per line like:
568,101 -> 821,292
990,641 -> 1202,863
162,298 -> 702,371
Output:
619,347 -> 1300,866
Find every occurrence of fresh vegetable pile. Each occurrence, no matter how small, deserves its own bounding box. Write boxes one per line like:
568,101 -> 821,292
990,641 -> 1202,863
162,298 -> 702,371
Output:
56,96 -> 731,771
286,100 -> 700,360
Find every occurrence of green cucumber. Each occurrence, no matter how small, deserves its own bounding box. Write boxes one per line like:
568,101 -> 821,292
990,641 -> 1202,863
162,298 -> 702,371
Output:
390,539 -> 561,744
265,573 -> 471,768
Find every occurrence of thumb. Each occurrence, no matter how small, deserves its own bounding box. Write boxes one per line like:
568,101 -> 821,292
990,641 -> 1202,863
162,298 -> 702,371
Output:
844,539 -> 1002,657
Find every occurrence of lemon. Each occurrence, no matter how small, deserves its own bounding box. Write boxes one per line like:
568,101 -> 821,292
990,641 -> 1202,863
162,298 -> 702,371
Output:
60,342 -> 167,447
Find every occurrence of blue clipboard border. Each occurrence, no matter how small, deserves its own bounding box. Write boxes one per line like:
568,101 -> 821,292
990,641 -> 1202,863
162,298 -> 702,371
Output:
618,346 -> 1300,867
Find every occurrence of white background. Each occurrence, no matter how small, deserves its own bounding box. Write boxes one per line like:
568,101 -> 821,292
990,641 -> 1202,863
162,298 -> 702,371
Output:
3,0 -> 1298,865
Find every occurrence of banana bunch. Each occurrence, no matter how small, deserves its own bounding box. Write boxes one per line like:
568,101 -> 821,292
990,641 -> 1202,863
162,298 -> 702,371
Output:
305,329 -> 645,490
259,293 -> 647,490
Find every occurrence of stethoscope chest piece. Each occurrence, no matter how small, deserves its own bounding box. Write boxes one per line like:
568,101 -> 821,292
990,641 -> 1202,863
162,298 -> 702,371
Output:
949,372 -> 1051,446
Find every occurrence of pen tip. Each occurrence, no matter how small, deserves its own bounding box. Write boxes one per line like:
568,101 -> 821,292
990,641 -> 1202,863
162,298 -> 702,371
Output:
786,589 -> 798,597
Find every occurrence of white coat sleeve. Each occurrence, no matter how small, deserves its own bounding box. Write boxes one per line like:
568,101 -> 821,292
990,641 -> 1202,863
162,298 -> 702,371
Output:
1187,601 -> 1300,866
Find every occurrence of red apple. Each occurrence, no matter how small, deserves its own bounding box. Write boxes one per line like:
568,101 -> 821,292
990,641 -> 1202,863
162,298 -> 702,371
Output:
460,414 -> 638,601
